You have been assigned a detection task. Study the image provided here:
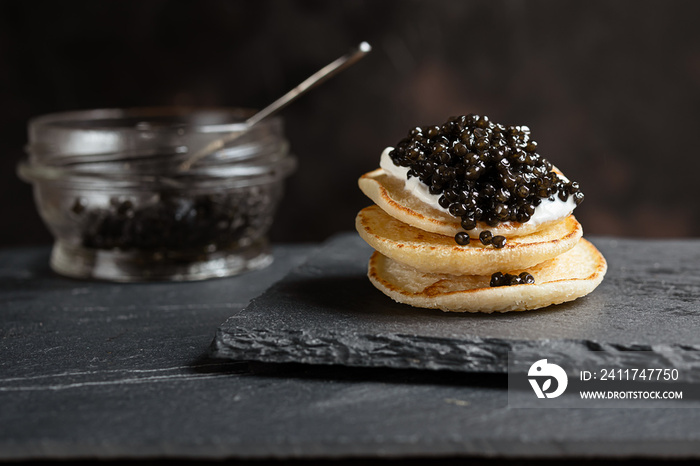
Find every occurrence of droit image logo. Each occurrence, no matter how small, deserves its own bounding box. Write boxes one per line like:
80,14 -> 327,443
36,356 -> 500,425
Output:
528,359 -> 568,398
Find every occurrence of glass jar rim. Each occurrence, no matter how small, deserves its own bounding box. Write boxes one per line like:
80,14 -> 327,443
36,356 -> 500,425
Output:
29,106 -> 263,135
17,155 -> 297,190
26,106 -> 287,164
21,106 -> 295,188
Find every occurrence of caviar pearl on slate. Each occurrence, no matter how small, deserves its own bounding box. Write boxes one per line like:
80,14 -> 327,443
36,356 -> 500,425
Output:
388,114 -> 584,245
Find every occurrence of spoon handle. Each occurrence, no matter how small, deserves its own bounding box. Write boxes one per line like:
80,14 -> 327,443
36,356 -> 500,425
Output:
247,41 -> 372,127
179,42 -> 371,171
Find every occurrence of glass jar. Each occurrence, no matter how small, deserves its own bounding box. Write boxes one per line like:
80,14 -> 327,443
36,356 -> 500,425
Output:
18,107 -> 296,282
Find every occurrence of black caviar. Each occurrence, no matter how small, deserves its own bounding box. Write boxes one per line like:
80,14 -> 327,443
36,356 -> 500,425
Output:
490,271 -> 536,287
477,229 -> 507,249
72,188 -> 277,252
479,230 -> 493,245
388,114 -> 584,245
491,235 -> 507,249
454,231 -> 470,246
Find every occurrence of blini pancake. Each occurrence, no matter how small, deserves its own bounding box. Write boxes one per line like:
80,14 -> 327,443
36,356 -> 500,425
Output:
356,204 -> 582,275
367,238 -> 607,313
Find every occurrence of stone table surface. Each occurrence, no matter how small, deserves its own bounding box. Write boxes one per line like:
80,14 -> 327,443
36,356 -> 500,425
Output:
2,237 -> 700,462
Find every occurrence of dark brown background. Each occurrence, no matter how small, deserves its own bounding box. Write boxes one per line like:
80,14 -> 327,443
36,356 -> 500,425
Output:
2,0 -> 699,245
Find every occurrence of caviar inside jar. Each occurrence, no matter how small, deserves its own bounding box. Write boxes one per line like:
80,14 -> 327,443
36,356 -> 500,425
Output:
73,186 -> 280,254
388,114 -> 584,245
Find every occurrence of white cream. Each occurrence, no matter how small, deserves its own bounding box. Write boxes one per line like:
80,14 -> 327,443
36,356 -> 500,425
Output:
379,147 -> 445,212
379,147 -> 576,227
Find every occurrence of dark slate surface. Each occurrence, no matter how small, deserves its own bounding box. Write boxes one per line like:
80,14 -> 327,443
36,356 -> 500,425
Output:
3,240 -> 700,461
0,245 -> 313,381
213,234 -> 700,376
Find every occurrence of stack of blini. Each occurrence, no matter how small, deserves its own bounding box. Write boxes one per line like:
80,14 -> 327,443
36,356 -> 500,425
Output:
355,139 -> 607,313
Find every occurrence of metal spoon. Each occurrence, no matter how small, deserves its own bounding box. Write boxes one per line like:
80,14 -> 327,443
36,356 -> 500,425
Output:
178,41 -> 372,171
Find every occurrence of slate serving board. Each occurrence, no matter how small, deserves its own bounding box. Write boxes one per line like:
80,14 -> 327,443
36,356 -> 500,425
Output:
211,234 -> 700,375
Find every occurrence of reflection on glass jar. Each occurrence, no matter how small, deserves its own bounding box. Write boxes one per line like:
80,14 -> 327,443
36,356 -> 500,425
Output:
18,107 -> 296,281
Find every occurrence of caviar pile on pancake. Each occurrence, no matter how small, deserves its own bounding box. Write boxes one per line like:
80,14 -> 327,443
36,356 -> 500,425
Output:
356,114 -> 606,313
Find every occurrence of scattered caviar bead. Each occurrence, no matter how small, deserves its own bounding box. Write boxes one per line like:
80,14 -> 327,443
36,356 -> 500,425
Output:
509,275 -> 523,286
490,271 -> 535,287
573,192 -> 584,205
490,272 -> 504,287
492,235 -> 507,248
479,230 -> 493,245
455,232 -> 471,245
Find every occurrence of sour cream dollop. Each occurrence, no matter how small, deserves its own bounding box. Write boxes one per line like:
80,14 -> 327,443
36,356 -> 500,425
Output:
379,147 -> 576,227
